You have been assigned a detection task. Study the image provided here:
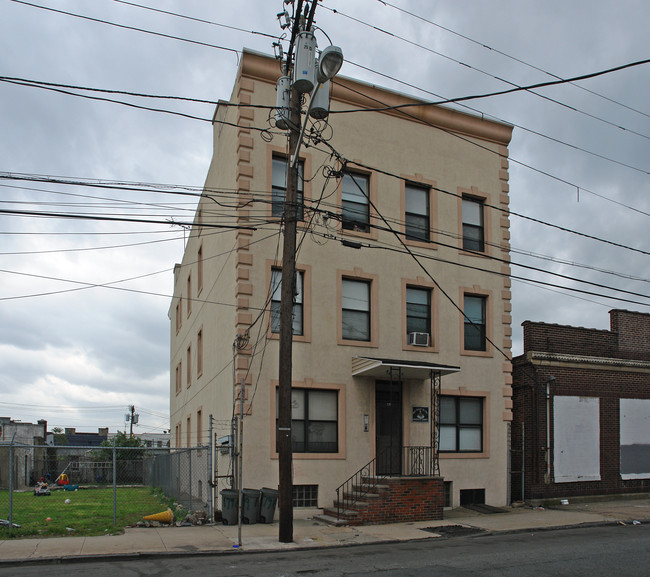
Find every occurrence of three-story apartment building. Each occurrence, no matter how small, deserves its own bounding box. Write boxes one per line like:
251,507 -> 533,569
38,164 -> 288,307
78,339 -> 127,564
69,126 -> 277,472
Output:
170,49 -> 514,512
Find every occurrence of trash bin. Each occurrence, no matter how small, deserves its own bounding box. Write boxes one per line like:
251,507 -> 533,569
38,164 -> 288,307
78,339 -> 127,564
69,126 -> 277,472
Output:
220,489 -> 239,525
242,488 -> 261,524
258,487 -> 279,523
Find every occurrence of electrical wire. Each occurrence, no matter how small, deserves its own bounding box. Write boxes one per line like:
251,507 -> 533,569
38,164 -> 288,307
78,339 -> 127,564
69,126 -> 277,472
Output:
324,5 -> 650,142
9,0 -> 241,57
371,0 -> 650,120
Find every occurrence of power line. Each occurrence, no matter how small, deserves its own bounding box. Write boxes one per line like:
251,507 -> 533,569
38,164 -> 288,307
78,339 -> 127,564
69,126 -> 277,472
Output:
0,207 -> 256,230
333,81 -> 650,219
9,0 -> 241,57
372,0 -> 650,120
111,0 -> 278,41
325,6 -> 650,141
0,76 -> 276,110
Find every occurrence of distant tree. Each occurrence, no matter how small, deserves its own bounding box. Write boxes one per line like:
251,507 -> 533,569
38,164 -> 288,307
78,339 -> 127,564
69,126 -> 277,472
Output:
95,431 -> 145,461
50,426 -> 68,446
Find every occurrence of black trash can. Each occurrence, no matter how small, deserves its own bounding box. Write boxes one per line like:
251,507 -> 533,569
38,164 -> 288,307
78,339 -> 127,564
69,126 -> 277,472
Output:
242,489 -> 261,524
258,487 -> 279,523
220,489 -> 238,525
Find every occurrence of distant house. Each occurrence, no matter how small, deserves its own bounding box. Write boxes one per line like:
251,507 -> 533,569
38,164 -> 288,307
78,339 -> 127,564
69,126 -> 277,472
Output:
0,417 -> 47,488
53,427 -> 109,447
108,431 -> 170,448
512,310 -> 650,501
0,417 -> 47,444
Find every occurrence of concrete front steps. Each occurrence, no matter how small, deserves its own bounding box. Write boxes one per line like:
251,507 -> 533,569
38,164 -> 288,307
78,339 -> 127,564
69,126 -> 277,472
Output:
315,476 -> 444,526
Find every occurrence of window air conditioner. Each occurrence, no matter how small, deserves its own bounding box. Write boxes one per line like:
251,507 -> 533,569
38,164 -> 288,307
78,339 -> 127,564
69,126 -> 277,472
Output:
408,332 -> 430,347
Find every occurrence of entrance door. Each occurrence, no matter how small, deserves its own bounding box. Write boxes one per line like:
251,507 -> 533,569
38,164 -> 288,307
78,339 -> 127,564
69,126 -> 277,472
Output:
375,380 -> 402,475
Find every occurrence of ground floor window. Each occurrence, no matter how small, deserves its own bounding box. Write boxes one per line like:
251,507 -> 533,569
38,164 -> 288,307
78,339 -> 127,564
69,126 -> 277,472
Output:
277,388 -> 338,453
439,396 -> 483,452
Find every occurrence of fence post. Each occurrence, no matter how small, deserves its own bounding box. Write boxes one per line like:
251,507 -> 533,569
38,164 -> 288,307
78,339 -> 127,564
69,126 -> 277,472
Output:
8,434 -> 15,531
188,448 -> 193,512
208,415 -> 214,523
112,437 -> 117,526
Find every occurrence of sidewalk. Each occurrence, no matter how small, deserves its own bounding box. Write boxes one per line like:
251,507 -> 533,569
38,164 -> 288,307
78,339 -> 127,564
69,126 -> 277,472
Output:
1,497 -> 648,565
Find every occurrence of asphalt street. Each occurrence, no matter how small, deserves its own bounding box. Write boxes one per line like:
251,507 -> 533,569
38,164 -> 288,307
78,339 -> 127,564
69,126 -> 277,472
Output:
1,523 -> 647,577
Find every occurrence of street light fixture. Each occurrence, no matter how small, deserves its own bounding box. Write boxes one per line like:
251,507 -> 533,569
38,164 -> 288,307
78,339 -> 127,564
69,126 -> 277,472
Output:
317,45 -> 343,83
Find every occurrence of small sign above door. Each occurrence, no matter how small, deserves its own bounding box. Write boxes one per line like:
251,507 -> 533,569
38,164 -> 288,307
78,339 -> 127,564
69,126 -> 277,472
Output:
412,406 -> 429,423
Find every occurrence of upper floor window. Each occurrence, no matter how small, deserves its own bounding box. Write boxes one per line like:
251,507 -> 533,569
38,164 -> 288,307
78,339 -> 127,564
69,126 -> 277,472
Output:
186,274 -> 192,317
406,286 -> 431,341
439,396 -> 483,453
197,329 -> 203,377
197,208 -> 203,236
341,278 -> 371,341
405,184 -> 430,242
197,244 -> 203,295
464,294 -> 487,351
175,361 -> 182,395
462,197 -> 485,252
270,268 -> 304,336
341,172 -> 370,233
272,156 -> 304,220
186,345 -> 192,388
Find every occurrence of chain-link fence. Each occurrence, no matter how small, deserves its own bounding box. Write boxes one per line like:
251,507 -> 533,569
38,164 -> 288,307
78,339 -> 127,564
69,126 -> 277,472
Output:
0,437 -> 235,530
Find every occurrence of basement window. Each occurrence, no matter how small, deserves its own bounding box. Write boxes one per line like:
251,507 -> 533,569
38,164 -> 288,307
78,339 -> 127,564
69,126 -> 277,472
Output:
293,484 -> 318,508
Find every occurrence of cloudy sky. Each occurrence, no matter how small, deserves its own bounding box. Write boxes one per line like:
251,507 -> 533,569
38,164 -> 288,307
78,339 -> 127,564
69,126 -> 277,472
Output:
1,0 -> 648,434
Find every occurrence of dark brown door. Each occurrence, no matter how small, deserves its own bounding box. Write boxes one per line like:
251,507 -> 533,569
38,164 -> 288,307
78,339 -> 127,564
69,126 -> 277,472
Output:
375,380 -> 402,475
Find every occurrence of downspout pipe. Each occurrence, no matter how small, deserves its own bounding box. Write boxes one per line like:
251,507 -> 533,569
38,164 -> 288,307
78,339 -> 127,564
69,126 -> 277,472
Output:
545,376 -> 556,483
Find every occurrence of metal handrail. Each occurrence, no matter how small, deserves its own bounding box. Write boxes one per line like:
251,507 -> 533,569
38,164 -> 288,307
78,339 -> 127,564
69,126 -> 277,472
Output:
335,452 -> 384,520
335,446 -> 437,519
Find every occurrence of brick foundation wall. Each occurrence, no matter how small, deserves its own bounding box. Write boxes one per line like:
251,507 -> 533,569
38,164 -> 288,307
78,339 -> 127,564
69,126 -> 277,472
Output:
354,477 -> 444,526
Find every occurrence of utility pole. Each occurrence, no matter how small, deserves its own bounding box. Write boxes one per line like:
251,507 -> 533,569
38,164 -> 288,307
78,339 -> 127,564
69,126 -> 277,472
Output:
128,405 -> 138,437
277,82 -> 301,543
275,0 -> 342,544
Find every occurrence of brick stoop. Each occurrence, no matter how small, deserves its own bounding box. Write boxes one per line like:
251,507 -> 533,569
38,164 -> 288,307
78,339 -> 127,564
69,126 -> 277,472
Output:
317,476 -> 444,526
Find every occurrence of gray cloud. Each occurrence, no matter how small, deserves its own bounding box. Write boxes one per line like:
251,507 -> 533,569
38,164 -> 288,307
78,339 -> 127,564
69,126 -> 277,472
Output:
1,0 -> 648,431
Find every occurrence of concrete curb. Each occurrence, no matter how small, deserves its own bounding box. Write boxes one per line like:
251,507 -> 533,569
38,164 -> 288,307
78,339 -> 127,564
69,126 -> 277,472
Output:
1,517 -> 646,568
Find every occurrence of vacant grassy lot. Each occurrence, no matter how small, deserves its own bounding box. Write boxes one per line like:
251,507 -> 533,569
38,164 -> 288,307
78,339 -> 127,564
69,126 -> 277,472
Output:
0,486 -> 176,538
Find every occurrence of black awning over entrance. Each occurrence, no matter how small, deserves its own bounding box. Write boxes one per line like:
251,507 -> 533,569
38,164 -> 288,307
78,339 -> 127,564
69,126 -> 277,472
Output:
351,356 -> 460,380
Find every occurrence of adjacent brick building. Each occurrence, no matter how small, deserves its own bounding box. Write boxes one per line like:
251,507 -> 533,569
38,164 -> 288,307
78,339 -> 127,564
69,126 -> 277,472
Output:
511,310 -> 650,501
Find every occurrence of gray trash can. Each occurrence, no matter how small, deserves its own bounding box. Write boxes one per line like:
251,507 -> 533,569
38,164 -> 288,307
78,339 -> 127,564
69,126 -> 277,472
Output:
220,489 -> 238,525
242,489 -> 261,524
258,487 -> 279,523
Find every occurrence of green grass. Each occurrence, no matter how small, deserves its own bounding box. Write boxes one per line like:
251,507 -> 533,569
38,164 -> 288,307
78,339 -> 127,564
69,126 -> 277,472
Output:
0,486 -> 177,538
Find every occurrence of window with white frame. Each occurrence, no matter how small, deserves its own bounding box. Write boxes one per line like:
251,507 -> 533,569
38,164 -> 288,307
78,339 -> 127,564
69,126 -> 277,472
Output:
270,268 -> 304,336
439,396 -> 483,452
341,278 -> 371,341
341,172 -> 370,232
462,197 -> 485,252
272,155 -> 304,219
405,183 -> 430,242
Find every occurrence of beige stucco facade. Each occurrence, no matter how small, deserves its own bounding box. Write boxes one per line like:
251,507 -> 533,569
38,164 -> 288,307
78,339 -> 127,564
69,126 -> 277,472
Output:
170,50 -> 514,509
